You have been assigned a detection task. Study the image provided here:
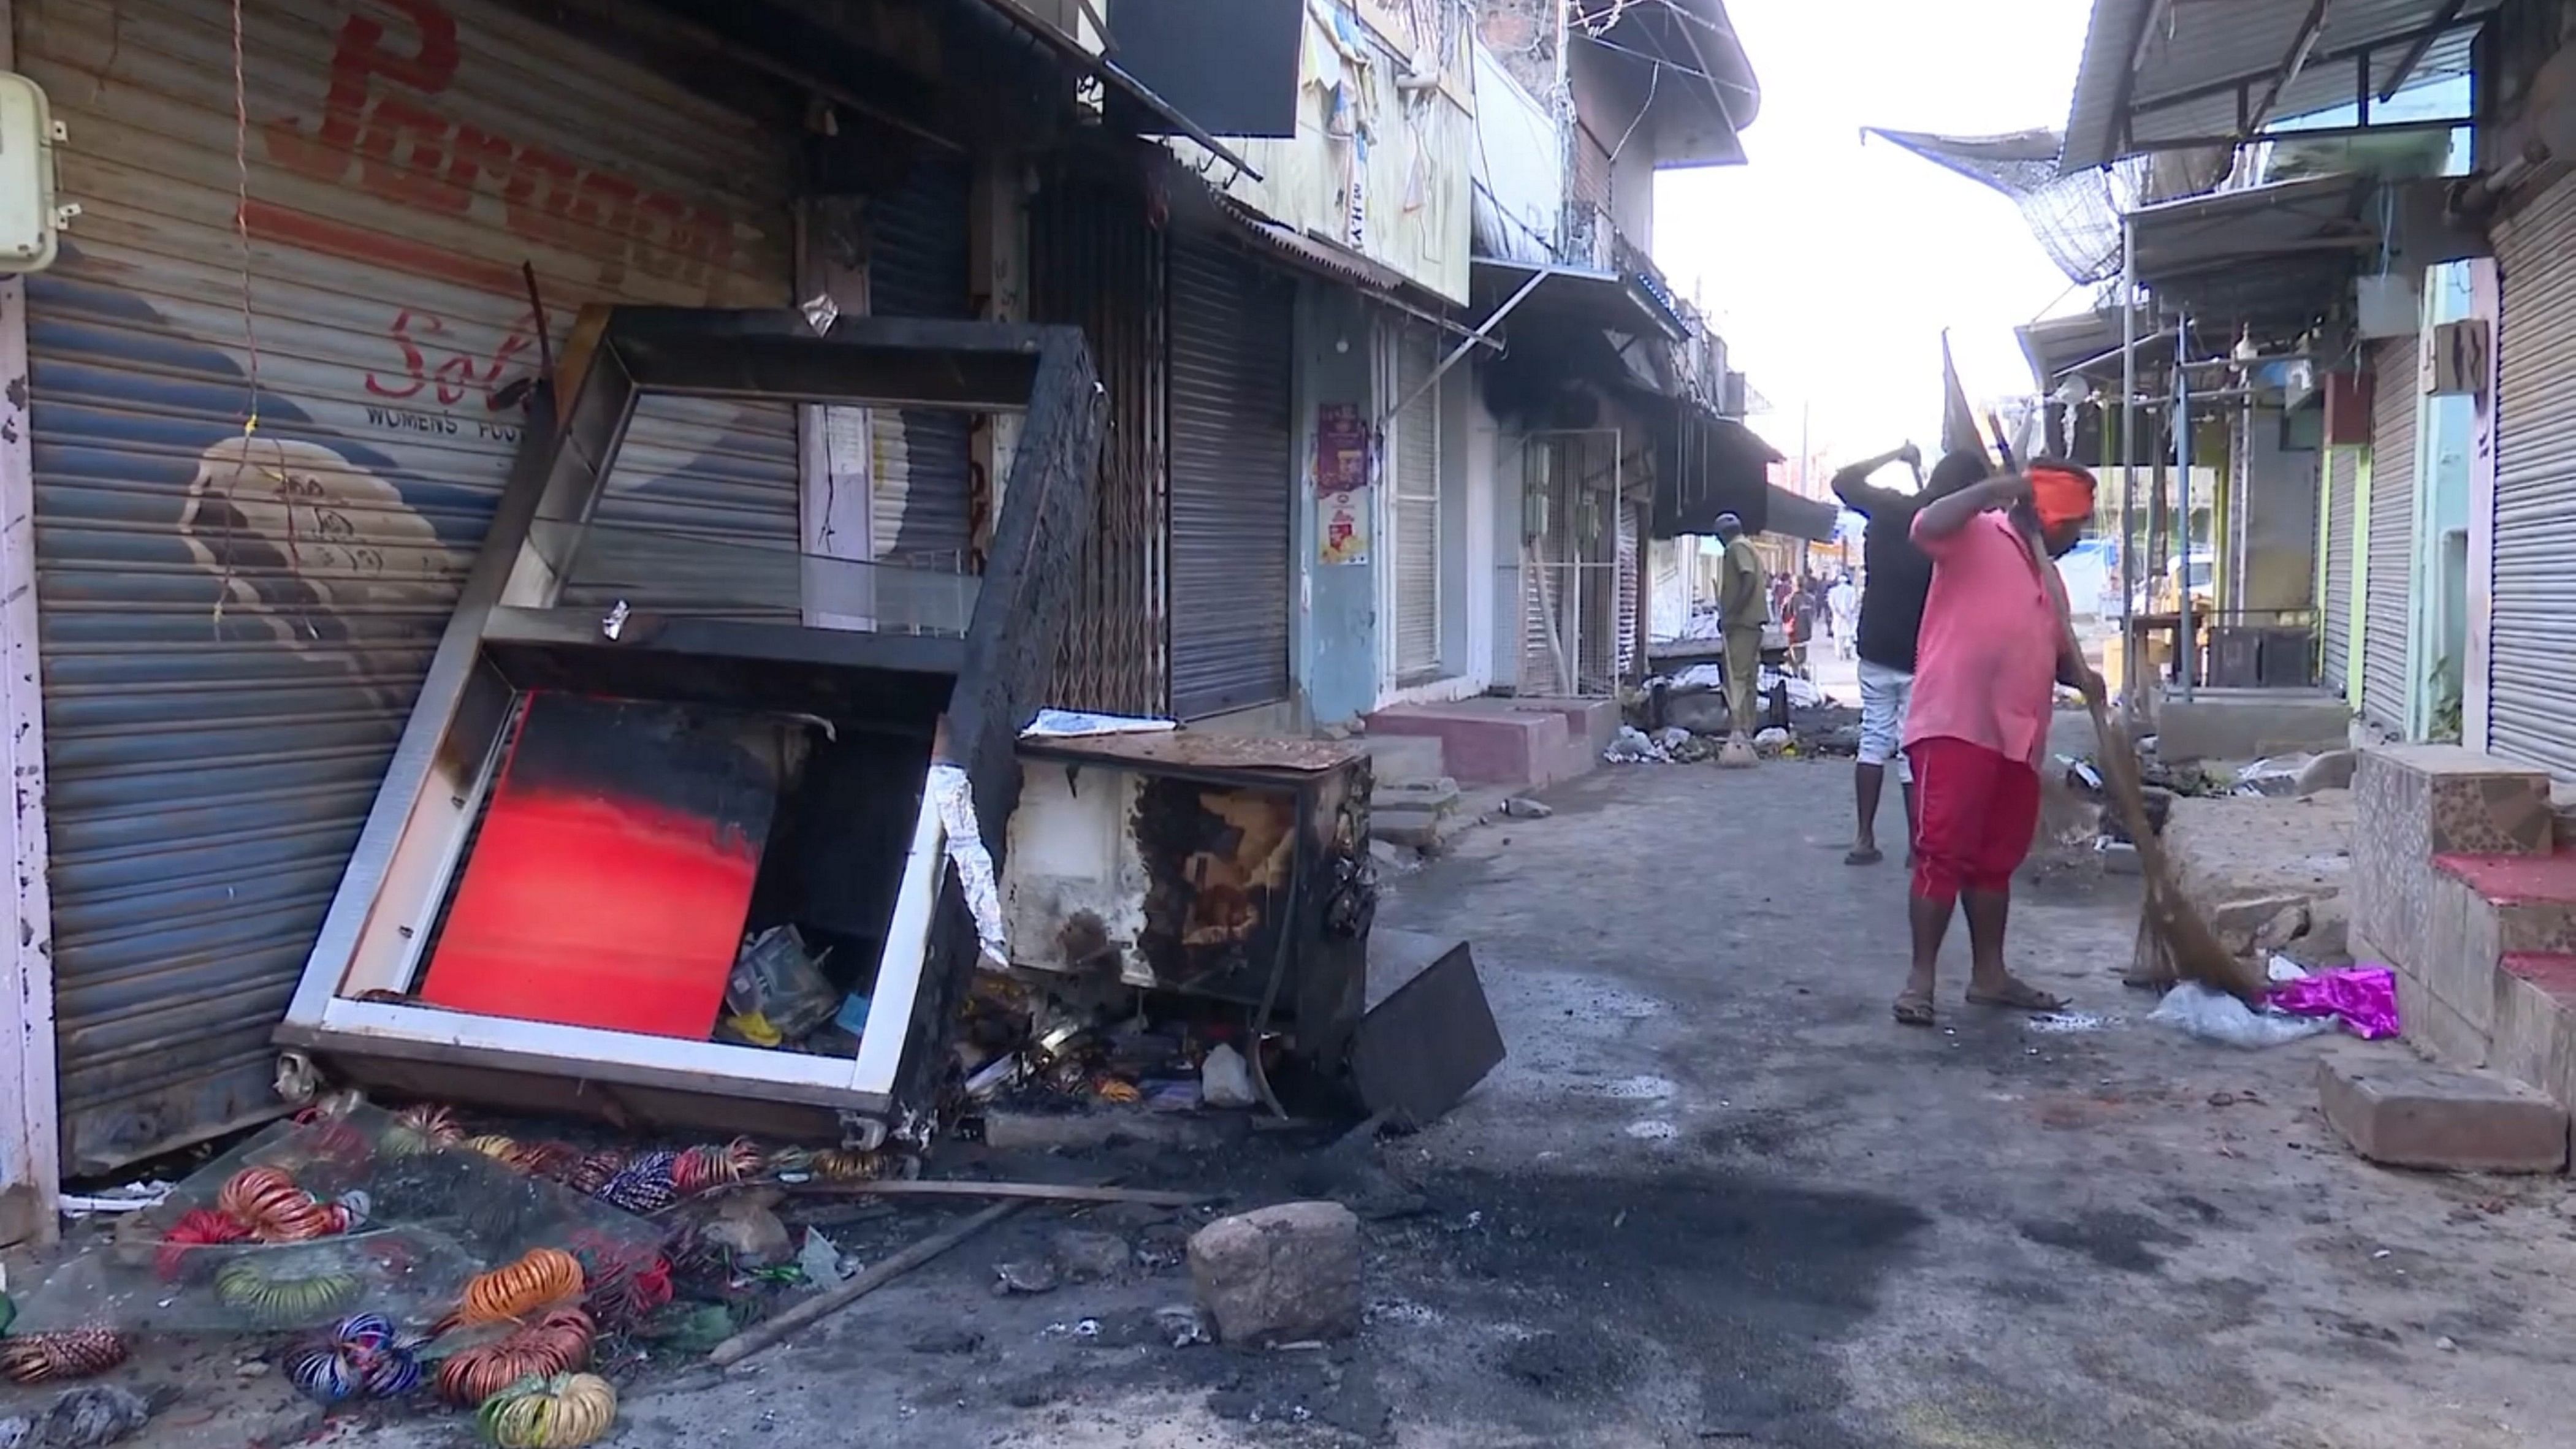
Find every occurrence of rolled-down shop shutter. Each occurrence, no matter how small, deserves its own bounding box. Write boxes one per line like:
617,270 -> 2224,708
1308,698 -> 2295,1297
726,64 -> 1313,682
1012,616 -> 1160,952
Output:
1393,325 -> 1440,677
2320,445 -> 2358,690
2363,336 -> 2418,732
1167,240 -> 1294,719
2489,175 -> 2576,777
866,159 -> 975,568
20,0 -> 795,1171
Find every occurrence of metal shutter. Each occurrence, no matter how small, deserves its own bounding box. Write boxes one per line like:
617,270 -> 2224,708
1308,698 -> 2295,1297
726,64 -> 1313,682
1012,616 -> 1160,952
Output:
2363,336 -> 2418,732
867,159 -> 973,568
2490,175 -> 2576,777
1167,240 -> 1292,719
19,0 -> 793,1172
2320,445 -> 2358,690
1392,326 -> 1440,677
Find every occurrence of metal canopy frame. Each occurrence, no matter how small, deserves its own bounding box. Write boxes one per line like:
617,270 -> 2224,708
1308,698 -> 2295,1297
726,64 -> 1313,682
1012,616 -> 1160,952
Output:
2063,0 -> 2496,170
276,310 -> 1103,1144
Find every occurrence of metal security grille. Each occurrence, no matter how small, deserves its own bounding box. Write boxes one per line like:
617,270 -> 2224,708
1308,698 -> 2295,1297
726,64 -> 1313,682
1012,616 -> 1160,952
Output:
2490,175 -> 2576,777
2363,335 -> 2418,732
1167,239 -> 1292,719
1392,324 -> 1441,678
1029,170 -> 1168,717
19,0 -> 794,1171
2320,444 -> 2358,691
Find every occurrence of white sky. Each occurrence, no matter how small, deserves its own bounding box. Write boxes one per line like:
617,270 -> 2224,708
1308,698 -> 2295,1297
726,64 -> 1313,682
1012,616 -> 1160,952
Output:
1655,0 -> 2097,470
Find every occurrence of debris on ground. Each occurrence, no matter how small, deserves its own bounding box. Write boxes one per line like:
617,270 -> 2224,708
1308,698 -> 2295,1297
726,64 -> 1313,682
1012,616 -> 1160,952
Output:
1501,797 -> 1553,820
0,1383 -> 152,1449
1187,1200 -> 1362,1345
2148,982 -> 2337,1049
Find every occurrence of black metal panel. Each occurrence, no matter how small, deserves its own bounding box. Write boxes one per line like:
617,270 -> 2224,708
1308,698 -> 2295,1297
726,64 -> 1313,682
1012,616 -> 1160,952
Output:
1107,0 -> 1305,138
870,159 -> 977,567
1167,240 -> 1294,719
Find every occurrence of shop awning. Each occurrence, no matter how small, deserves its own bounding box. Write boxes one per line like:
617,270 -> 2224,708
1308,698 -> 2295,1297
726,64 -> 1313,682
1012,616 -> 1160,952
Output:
2130,173 -> 2377,333
1653,405 -> 1781,540
2060,0 -> 2498,173
1470,256 -> 1690,342
1764,486 -> 1840,544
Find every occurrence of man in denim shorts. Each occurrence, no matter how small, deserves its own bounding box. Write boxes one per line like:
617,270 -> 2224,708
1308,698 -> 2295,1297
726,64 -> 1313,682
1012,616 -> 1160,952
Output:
1831,446 -> 1986,865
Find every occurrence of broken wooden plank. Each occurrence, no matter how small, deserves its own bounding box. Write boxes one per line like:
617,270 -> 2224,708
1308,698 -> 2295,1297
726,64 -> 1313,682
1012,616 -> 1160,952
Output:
784,1179 -> 1211,1208
707,1200 -> 1021,1366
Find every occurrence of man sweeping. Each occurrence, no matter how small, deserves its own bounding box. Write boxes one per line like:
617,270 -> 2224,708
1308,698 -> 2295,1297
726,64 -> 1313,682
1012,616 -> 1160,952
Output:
1892,458 -> 2103,1026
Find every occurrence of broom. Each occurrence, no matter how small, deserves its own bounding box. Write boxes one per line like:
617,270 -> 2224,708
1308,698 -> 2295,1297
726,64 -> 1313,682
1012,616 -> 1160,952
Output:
1994,425 -> 2266,1005
2078,688 -> 2266,1003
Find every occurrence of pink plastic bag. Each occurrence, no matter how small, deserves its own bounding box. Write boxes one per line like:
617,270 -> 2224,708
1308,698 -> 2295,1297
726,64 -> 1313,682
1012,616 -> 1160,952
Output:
2267,965 -> 2401,1041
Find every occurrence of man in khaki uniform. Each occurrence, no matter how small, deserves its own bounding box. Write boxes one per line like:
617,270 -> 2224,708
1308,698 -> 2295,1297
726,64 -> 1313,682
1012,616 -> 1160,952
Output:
1713,512 -> 1767,742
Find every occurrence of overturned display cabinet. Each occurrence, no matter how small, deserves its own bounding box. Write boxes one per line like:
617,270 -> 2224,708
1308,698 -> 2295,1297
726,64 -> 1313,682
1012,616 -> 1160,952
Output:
275,310 -> 1102,1149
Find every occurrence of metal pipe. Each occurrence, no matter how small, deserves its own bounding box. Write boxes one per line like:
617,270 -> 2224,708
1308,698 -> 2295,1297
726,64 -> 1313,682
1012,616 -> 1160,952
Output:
2175,314 -> 2197,703
2119,214 -> 2137,713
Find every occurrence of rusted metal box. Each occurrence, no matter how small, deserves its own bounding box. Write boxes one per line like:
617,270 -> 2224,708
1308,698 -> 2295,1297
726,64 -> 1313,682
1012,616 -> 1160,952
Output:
1000,731 -> 1376,1073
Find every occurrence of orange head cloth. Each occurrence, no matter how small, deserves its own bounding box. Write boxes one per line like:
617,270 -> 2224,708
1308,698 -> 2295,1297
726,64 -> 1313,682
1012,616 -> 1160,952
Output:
2028,463 -> 2097,531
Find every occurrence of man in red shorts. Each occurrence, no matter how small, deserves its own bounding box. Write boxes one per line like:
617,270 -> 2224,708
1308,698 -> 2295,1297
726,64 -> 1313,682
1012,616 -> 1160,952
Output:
1892,459 -> 2102,1026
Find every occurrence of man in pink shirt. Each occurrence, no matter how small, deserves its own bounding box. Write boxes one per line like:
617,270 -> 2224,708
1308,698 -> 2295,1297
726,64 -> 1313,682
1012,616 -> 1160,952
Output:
1891,460 -> 2103,1026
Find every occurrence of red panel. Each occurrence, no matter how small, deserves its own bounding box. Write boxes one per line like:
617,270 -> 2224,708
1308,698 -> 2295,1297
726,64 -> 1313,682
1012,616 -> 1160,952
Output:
419,695 -> 772,1038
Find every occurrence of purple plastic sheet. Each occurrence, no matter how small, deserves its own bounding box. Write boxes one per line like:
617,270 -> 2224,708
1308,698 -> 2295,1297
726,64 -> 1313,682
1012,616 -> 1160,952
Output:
2268,965 -> 2401,1040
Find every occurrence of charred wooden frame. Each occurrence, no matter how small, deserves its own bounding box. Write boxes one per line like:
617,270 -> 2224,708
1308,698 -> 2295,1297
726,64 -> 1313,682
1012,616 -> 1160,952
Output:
276,310 -> 1102,1146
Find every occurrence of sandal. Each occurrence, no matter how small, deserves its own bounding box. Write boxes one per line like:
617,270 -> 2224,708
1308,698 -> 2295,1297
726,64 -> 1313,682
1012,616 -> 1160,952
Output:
1845,846 -> 1883,866
1965,976 -> 2067,1013
1892,991 -> 1936,1027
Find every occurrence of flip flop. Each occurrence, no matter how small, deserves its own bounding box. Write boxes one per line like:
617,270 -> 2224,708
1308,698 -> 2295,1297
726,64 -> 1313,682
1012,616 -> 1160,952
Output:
1892,991 -> 1936,1027
1965,976 -> 2067,1013
1844,846 -> 1883,866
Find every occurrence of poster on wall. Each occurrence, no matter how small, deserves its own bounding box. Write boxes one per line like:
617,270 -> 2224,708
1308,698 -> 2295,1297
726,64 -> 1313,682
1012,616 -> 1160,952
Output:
1320,486 -> 1371,565
1315,402 -> 1370,494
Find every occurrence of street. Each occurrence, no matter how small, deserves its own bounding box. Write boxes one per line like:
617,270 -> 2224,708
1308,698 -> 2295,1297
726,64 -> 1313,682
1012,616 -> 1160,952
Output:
363,759 -> 2576,1449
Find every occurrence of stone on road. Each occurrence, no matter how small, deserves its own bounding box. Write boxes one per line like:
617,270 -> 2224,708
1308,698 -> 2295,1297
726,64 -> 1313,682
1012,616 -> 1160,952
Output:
1188,1200 -> 1362,1345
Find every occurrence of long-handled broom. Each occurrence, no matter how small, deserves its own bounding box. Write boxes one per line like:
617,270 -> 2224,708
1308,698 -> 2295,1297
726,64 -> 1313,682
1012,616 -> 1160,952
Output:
1995,422 -> 2266,1005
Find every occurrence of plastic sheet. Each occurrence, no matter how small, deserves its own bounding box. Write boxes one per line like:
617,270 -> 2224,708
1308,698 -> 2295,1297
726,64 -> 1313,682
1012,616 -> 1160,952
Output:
10,1105 -> 663,1334
2147,981 -> 2335,1049
2268,965 -> 2402,1040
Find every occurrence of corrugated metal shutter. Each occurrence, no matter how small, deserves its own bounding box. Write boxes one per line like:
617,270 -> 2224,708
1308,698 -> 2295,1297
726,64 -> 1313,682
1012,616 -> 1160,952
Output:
2363,336 -> 2418,731
2489,175 -> 2576,778
867,159 -> 972,568
20,0 -> 793,1171
2320,445 -> 2358,688
1392,325 -> 1439,677
1167,239 -> 1291,720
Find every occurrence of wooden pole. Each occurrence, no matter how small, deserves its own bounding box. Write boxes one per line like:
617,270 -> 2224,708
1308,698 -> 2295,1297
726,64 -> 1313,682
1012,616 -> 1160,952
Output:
707,1201 -> 1022,1367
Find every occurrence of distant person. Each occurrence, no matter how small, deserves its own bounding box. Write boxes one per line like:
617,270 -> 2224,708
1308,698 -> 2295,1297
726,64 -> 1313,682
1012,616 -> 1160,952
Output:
1713,512 -> 1767,742
1831,443 -> 1980,867
1827,573 -> 1859,660
1785,571 -> 1818,673
1893,458 -> 2103,1027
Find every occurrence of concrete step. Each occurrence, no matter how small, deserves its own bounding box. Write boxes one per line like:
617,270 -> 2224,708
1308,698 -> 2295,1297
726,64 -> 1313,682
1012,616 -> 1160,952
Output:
1365,702 -> 1576,789
1371,777 -> 1461,813
2493,954 -> 2576,1144
2408,852 -> 2576,1067
2319,1051 -> 2568,1173
1357,734 -> 1447,787
2353,746 -> 2555,998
